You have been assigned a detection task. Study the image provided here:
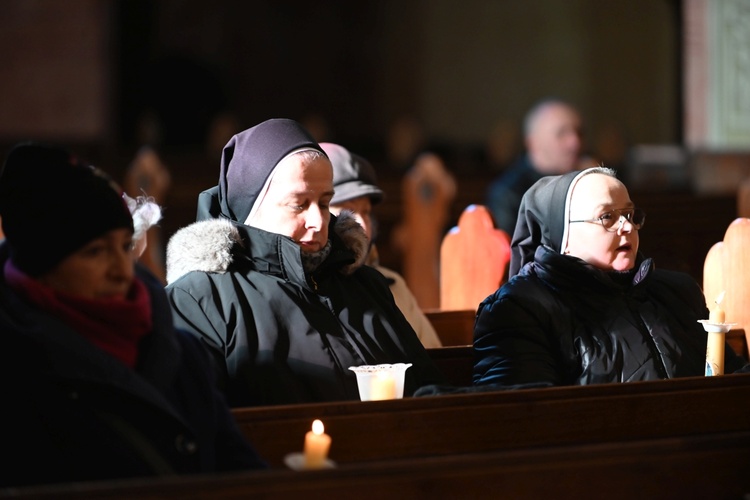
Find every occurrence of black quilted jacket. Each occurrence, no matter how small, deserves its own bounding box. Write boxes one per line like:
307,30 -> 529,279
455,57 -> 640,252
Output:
474,245 -> 746,387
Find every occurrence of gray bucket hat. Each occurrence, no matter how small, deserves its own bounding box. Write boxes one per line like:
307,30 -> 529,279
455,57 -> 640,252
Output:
320,143 -> 384,205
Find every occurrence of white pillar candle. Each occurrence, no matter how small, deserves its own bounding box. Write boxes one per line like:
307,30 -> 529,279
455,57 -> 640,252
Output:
709,305 -> 725,324
710,291 -> 726,323
705,331 -> 726,376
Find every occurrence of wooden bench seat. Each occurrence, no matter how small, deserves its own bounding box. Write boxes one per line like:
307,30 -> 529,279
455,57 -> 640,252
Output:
424,308 -> 475,346
7,430 -> 750,499
231,373 -> 750,468
427,345 -> 473,386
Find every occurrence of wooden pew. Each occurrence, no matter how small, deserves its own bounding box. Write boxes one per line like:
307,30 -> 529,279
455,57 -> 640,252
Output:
393,153 -> 456,309
427,345 -> 473,387
439,204 -> 510,311
7,431 -> 750,499
230,373 -> 750,469
703,217 -> 750,359
424,308 -> 475,346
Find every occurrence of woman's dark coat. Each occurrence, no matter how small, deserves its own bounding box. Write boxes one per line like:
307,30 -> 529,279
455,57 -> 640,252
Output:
165,197 -> 442,407
0,245 -> 265,488
474,245 -> 747,387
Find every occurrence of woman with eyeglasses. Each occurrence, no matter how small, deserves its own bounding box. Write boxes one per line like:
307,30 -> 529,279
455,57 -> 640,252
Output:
473,166 -> 747,387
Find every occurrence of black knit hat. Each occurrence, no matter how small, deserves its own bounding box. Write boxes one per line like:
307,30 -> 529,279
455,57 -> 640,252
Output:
217,118 -> 325,223
321,143 -> 384,205
509,168 -> 591,277
0,142 -> 133,277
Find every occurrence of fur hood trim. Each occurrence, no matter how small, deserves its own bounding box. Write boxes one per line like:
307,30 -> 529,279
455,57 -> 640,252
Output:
166,211 -> 368,284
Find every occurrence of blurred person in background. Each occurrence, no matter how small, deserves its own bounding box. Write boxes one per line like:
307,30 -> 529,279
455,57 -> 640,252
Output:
322,142 -> 442,348
486,98 -> 585,235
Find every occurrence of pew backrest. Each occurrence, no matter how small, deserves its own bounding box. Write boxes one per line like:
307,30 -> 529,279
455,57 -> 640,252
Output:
7,431 -> 750,499
395,153 -> 456,309
231,373 -> 750,468
703,217 -> 750,358
426,345 -> 473,386
424,308 -> 475,347
439,204 -> 510,311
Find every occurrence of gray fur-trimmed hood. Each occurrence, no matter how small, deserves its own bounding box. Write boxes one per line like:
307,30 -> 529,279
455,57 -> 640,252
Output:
166,210 -> 369,285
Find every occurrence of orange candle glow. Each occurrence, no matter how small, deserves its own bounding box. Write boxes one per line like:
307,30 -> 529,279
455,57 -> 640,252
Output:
370,372 -> 396,400
303,419 -> 331,469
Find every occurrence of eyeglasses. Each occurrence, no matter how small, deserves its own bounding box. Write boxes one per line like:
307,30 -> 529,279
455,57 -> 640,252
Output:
569,208 -> 646,232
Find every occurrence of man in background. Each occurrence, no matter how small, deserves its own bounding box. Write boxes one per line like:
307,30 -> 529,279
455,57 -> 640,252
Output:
487,98 -> 585,235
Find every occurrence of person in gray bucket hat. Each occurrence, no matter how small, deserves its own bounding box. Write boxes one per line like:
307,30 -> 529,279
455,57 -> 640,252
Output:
473,166 -> 748,388
165,119 -> 442,407
322,142 -> 441,348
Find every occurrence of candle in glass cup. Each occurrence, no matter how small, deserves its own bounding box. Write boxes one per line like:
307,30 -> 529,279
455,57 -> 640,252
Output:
303,419 -> 331,469
370,372 -> 396,400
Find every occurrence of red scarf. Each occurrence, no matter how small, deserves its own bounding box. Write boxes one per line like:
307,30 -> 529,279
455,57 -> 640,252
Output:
4,260 -> 153,367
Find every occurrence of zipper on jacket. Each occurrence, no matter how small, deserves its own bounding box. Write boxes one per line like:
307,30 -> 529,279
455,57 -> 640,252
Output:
309,274 -> 319,291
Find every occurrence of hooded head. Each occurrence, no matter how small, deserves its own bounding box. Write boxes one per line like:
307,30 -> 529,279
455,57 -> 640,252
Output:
217,118 -> 326,223
509,168 -> 591,277
0,142 -> 134,277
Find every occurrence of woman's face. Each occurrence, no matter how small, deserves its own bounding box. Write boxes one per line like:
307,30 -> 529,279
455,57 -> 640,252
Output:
330,195 -> 373,242
248,154 -> 334,253
38,228 -> 136,300
564,173 -> 639,271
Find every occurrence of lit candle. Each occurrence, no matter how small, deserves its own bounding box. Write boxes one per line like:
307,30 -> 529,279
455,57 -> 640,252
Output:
709,306 -> 725,324
303,419 -> 331,469
709,291 -> 726,324
370,372 -> 396,400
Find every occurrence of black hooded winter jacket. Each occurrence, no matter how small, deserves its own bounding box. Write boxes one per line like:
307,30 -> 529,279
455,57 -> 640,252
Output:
165,192 -> 442,407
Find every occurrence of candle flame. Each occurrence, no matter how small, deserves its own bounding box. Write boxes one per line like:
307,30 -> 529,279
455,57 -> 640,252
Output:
312,419 -> 324,435
715,291 -> 726,306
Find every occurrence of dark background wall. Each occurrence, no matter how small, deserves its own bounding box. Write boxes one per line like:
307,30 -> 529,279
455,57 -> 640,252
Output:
1,0 -> 696,276
0,0 -> 681,161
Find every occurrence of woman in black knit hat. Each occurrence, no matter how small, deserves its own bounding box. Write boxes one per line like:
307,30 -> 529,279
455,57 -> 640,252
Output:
165,118 -> 442,407
473,166 -> 748,388
0,143 -> 265,488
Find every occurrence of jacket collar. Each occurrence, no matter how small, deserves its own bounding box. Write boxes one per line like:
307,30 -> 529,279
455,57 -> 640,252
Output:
166,209 -> 369,285
524,245 -> 653,293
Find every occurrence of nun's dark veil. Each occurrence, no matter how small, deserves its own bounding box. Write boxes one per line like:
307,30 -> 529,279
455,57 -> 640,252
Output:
508,168 -> 595,277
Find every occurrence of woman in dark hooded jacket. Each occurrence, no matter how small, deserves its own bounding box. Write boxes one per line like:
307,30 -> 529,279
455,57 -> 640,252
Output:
474,166 -> 747,387
165,118 -> 442,407
0,143 -> 265,488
